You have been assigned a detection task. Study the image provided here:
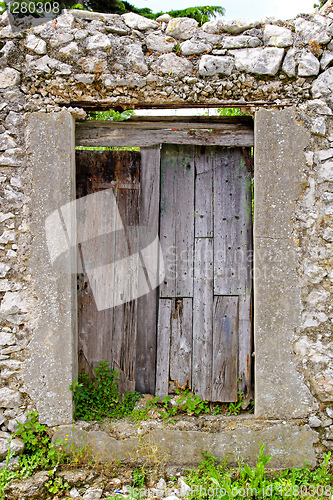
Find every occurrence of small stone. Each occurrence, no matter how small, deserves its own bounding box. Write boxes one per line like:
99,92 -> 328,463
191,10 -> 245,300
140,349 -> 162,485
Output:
59,42 -> 80,58
163,496 -> 179,500
295,17 -> 331,45
50,32 -> 74,47
0,387 -> 21,408
327,408 -> 333,418
298,51 -> 320,77
282,48 -> 297,77
264,24 -> 293,47
146,33 -> 176,53
69,488 -> 82,499
181,38 -> 211,55
156,14 -> 171,23
82,488 -> 103,500
152,52 -> 193,77
322,417 -> 333,427
230,47 -> 284,76
0,68 -> 20,89
107,478 -> 122,488
321,51 -> 333,70
75,74 -> 95,84
78,57 -> 107,73
0,264 -> 10,278
311,116 -> 326,137
199,54 -> 234,76
312,68 -> 333,101
309,416 -> 322,427
122,12 -> 158,31
24,34 -> 46,55
0,291 -> 27,315
125,44 -> 148,73
55,13 -> 75,28
0,230 -> 16,244
318,149 -> 333,161
74,30 -> 89,41
307,99 -> 332,115
165,17 -> 198,40
178,478 -> 191,498
156,478 -> 166,491
303,263 -> 327,282
0,132 -> 16,151
87,34 -> 111,50
3,471 -> 49,498
222,35 -> 260,49
0,436 -> 24,458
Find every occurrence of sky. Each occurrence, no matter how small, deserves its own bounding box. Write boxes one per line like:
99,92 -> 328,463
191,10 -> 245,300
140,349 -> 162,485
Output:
132,0 -> 317,20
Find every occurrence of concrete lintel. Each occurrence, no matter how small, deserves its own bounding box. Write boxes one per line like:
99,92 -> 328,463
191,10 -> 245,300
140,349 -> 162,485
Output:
254,108 -> 315,418
24,110 -> 77,426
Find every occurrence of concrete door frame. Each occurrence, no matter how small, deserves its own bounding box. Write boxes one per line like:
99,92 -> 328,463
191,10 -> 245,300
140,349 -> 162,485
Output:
25,106 -> 315,426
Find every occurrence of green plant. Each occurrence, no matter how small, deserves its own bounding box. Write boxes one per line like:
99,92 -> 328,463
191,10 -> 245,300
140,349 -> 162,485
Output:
88,109 -> 135,121
132,467 -> 146,488
172,43 -> 181,56
45,474 -> 70,495
130,409 -> 149,422
228,391 -> 244,416
70,361 -> 141,421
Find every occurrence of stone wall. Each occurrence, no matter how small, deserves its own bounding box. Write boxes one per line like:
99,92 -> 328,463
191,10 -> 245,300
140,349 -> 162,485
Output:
1,0 -> 333,461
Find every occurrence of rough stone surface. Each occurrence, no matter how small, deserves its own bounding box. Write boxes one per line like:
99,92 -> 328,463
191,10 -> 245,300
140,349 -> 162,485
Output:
146,33 -> 176,53
52,419 -> 317,468
181,38 -> 211,55
0,68 -> 20,89
222,35 -> 261,49
230,47 -> 285,75
165,17 -> 198,40
264,25 -> 293,47
282,48 -> 297,77
151,53 -> 193,76
295,17 -> 331,45
198,55 -> 234,76
122,12 -> 158,30
298,51 -> 320,77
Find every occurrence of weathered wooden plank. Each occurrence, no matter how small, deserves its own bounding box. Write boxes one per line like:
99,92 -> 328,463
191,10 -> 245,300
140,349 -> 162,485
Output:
77,116 -> 254,126
238,294 -> 252,400
169,298 -> 193,389
155,298 -> 172,397
160,144 -> 195,298
195,146 -> 214,238
76,150 -> 141,393
214,148 -> 252,295
136,146 -> 161,394
76,127 -> 254,148
212,296 -> 239,402
192,238 -> 213,401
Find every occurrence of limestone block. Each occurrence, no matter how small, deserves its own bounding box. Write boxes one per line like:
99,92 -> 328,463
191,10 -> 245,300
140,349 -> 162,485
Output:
55,13 -> 75,29
281,48 -> 296,77
320,160 -> 333,181
0,41 -> 15,57
0,291 -> 27,315
311,116 -> 326,136
122,12 -> 158,31
165,17 -> 198,40
0,132 -> 16,151
78,56 -> 107,73
0,68 -> 20,89
309,416 -> 322,427
307,99 -> 332,115
0,264 -> 10,278
222,35 -> 261,49
0,332 -> 15,345
59,42 -> 80,58
198,55 -> 234,76
82,489 -> 103,500
24,34 -> 46,55
152,53 -> 193,77
3,471 -> 49,499
298,51 -> 320,77
74,30 -> 89,41
312,68 -> 333,100
74,74 -> 95,84
295,17 -> 331,45
303,263 -> 327,282
264,25 -> 293,47
202,18 -> 259,35
86,34 -> 111,50
310,370 -> 333,402
156,14 -> 171,23
230,47 -> 284,75
146,33 -> 176,53
321,50 -> 333,70
50,32 -> 74,47
181,38 -> 211,55
0,436 -> 24,458
27,55 -> 72,75
0,387 -> 21,407
125,44 -> 148,73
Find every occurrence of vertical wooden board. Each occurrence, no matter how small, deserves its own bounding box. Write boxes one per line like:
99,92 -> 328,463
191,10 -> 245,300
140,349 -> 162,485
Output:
238,294 -> 252,400
169,298 -> 193,388
195,146 -> 214,238
76,150 -> 141,393
214,148 -> 252,295
159,144 -> 195,298
155,298 -> 172,397
136,146 -> 161,394
212,296 -> 239,402
192,238 -> 213,400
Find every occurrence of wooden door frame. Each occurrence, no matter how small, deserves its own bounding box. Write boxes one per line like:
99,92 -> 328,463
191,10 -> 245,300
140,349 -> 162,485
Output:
26,108 -> 314,424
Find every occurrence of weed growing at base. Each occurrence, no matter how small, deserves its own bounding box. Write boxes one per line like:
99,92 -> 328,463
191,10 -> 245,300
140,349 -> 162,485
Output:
70,361 -> 141,421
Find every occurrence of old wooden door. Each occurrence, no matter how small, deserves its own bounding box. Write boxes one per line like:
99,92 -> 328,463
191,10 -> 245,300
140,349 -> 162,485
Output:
155,145 -> 252,402
76,144 -> 252,401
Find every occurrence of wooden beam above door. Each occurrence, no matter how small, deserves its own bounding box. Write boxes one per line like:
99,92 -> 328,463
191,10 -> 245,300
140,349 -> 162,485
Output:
75,117 -> 254,148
